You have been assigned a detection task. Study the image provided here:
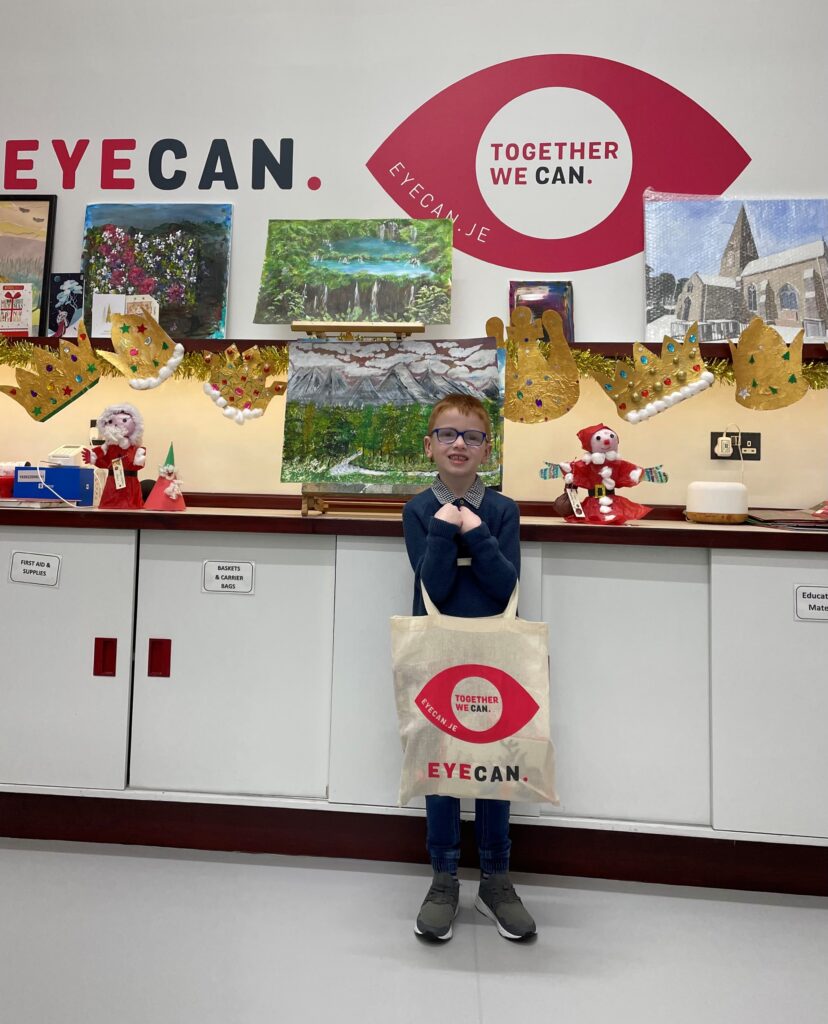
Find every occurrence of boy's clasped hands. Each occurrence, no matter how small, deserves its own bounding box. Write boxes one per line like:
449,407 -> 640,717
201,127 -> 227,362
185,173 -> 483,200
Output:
434,503 -> 482,533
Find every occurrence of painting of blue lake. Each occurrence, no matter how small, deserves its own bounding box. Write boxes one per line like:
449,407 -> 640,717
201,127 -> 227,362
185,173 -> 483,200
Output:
254,219 -> 452,325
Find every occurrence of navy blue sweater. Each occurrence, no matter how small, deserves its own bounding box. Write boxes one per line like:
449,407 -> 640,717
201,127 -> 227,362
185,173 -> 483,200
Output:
402,486 -> 520,618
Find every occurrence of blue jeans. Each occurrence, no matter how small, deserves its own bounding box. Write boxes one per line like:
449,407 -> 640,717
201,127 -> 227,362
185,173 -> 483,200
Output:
425,795 -> 511,875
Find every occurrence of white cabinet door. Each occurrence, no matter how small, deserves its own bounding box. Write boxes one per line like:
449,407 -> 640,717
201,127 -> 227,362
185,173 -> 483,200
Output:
328,536 -> 412,808
129,532 -> 335,797
541,542 -> 710,825
711,550 -> 828,838
328,537 -> 543,811
0,526 -> 136,789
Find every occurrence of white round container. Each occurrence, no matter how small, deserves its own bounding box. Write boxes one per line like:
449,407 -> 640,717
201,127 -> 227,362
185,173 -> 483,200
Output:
685,481 -> 748,524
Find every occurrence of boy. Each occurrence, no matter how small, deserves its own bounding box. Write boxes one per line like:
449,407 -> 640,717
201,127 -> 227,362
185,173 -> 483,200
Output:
402,394 -> 536,942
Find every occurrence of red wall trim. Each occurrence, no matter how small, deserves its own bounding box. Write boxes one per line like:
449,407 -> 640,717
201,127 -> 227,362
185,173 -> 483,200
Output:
21,337 -> 828,362
1,793 -> 825,896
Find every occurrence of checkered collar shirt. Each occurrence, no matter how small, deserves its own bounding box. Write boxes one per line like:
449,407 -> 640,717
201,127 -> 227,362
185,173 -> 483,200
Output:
431,475 -> 485,509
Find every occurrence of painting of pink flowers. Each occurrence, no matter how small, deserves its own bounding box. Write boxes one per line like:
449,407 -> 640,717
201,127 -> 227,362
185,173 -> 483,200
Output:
81,203 -> 233,339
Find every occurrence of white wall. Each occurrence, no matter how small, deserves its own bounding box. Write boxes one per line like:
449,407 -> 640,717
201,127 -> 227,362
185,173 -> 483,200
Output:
3,0 -> 827,504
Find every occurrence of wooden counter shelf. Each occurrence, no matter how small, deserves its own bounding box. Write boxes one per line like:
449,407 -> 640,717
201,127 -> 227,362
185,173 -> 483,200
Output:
1,498 -> 827,551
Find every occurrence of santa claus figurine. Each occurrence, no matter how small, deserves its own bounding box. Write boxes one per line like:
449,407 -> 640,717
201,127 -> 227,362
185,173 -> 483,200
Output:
559,423 -> 651,526
83,403 -> 146,510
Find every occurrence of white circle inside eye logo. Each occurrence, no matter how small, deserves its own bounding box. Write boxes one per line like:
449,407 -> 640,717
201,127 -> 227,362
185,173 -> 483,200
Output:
451,676 -> 503,732
476,87 -> 633,240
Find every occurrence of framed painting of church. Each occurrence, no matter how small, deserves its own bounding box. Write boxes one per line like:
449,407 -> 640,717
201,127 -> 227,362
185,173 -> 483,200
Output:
644,192 -> 828,344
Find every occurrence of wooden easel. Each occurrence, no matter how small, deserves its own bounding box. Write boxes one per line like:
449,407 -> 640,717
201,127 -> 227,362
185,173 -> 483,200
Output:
291,320 -> 425,340
300,490 -> 411,517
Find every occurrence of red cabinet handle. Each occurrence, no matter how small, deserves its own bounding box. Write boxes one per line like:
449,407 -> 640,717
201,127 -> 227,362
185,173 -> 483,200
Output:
93,637 -> 117,676
148,638 -> 172,677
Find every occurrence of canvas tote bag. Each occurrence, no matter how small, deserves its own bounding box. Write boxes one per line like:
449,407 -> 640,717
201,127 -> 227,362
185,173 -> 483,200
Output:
391,584 -> 558,805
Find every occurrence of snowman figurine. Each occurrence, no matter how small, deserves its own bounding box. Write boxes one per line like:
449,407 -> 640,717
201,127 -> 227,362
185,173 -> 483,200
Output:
556,423 -> 653,526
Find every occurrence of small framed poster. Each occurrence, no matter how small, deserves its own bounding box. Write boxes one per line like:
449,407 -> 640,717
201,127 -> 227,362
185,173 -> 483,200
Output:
0,195 -> 57,337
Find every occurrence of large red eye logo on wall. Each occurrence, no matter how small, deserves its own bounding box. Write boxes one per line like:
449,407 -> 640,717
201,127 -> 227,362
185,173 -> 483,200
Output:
415,663 -> 539,744
367,54 -> 750,271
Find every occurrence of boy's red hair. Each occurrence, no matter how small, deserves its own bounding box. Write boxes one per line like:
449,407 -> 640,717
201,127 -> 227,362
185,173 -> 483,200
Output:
427,394 -> 492,435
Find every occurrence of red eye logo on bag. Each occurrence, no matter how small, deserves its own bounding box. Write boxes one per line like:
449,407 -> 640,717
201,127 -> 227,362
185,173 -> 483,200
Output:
415,663 -> 539,744
367,54 -> 749,271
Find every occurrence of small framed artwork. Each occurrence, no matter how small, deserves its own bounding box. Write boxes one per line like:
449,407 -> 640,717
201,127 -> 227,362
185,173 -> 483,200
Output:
509,280 -> 574,341
0,195 -> 58,337
47,273 -> 84,337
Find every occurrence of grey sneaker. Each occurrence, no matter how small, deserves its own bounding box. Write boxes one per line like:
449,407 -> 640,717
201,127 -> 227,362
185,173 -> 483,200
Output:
475,874 -> 536,940
415,873 -> 460,941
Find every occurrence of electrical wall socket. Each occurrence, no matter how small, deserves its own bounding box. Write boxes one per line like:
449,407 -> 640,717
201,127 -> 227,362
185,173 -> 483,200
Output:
710,431 -> 761,461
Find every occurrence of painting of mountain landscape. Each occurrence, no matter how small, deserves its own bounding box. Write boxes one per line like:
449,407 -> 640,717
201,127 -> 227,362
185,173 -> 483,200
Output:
254,219 -> 452,324
282,337 -> 504,488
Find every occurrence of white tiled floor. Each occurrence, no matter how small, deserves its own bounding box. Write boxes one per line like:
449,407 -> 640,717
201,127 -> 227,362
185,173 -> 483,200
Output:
0,839 -> 826,1024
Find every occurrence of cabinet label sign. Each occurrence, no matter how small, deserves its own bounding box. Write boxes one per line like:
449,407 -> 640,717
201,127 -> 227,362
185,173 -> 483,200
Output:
202,560 -> 255,595
795,585 -> 828,621
9,551 -> 61,587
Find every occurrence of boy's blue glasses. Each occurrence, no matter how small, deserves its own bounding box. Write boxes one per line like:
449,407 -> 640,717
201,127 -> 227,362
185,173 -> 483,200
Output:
431,427 -> 487,447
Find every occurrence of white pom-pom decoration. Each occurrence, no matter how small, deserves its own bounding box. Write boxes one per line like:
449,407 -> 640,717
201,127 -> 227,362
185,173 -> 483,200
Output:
128,342 -> 184,391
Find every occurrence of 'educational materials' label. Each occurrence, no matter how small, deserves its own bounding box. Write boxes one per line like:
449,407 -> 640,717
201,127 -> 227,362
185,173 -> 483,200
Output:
202,561 -> 255,595
795,586 -> 828,621
9,551 -> 61,587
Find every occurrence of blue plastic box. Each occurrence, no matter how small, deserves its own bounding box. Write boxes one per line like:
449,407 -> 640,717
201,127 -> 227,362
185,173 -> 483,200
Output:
13,466 -> 95,506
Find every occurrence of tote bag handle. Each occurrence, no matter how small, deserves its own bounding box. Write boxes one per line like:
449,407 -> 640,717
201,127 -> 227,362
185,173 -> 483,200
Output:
421,581 -> 519,620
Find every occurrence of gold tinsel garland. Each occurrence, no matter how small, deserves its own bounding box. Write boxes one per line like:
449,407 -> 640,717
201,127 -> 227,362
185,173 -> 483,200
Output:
0,340 -> 290,381
569,349 -> 828,390
0,339 -> 825,390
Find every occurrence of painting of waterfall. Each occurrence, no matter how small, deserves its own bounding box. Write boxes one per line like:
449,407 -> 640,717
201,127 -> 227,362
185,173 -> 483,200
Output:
281,337 -> 504,489
254,219 -> 452,325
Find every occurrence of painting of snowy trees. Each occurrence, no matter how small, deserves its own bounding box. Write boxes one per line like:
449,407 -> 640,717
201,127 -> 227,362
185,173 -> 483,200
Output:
645,194 -> 828,343
282,337 -> 503,488
254,219 -> 452,325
